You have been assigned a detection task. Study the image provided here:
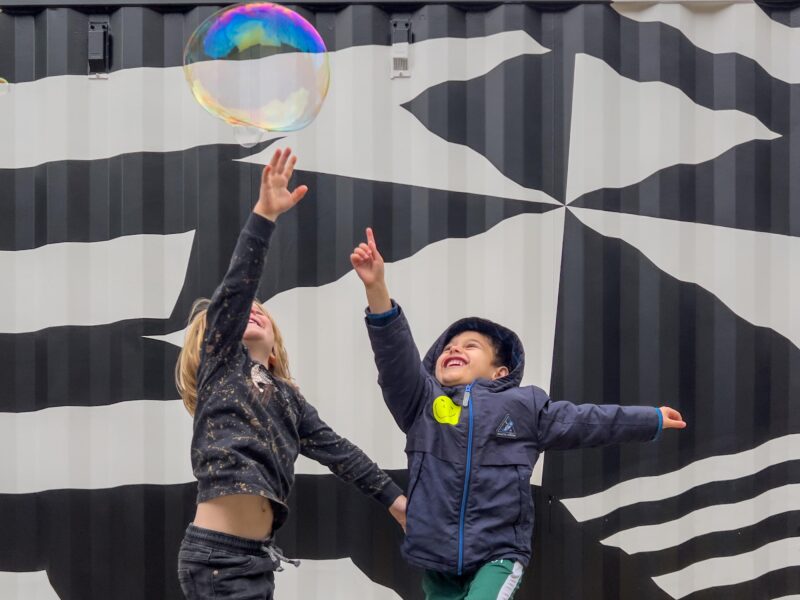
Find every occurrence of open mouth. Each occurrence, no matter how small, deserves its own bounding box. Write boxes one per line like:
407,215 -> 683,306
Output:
444,357 -> 467,368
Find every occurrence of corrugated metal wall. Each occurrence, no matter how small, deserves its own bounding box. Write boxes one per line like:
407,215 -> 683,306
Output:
1,1 -> 799,599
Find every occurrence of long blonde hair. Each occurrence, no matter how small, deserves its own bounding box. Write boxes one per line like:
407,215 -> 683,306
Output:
175,298 -> 294,416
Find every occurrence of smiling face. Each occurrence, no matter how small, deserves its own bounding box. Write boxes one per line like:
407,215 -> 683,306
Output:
242,303 -> 276,365
434,330 -> 509,387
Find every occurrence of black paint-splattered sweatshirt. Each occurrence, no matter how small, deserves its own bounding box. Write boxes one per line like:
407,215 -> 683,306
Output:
191,212 -> 402,530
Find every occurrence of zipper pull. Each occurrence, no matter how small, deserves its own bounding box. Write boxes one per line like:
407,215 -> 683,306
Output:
462,384 -> 473,408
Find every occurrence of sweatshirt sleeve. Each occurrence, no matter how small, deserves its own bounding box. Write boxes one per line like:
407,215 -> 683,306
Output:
200,213 -> 276,375
364,302 -> 432,433
532,387 -> 661,450
298,396 -> 403,508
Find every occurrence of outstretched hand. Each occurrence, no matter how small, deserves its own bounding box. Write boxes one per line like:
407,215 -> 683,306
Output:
660,406 -> 687,430
254,147 -> 308,222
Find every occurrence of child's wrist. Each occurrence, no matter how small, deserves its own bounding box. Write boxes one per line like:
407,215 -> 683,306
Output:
364,280 -> 388,292
253,204 -> 279,222
365,282 -> 391,314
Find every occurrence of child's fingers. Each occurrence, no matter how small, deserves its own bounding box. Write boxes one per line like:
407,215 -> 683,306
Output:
366,227 -> 383,261
276,147 -> 291,173
366,227 -> 380,253
285,155 -> 297,181
661,407 -> 687,429
261,164 -> 272,185
355,248 -> 371,262
290,185 -> 308,204
665,407 -> 684,421
358,242 -> 372,256
269,148 -> 281,170
351,249 -> 372,267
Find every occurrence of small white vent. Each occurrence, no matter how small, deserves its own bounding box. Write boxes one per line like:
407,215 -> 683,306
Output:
390,18 -> 411,79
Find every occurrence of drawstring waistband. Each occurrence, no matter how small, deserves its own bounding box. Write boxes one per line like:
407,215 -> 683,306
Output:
260,541 -> 300,572
184,524 -> 300,571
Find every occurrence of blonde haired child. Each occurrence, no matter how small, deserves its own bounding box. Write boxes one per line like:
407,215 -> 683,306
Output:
175,149 -> 405,600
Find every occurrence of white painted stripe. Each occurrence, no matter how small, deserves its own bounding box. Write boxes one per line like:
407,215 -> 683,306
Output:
496,561 -> 524,600
0,32 -> 557,208
570,207 -> 800,351
565,53 -> 779,203
243,31 -> 558,206
0,571 -> 60,600
613,2 -> 800,84
0,400 -> 194,494
274,558 -> 400,599
531,451 -> 544,486
561,433 -> 800,522
0,67 -> 226,169
144,329 -> 187,347
652,537 -> 800,599
770,596 -> 800,600
601,484 -> 800,555
0,231 -> 195,333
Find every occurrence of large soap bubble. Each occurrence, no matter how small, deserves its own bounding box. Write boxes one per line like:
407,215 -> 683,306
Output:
183,2 -> 329,135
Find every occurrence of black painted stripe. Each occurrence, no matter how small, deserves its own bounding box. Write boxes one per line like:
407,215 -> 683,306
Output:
758,2 -> 800,28
548,212 -> 800,498
0,320 -> 179,412
0,472 -> 417,600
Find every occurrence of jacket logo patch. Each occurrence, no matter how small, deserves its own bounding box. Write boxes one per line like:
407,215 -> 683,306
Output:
496,414 -> 517,438
432,395 -> 461,425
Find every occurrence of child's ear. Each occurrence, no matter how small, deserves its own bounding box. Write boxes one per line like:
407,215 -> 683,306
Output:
492,366 -> 509,380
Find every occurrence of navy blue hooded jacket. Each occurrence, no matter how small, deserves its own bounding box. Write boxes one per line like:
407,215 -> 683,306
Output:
365,302 -> 662,575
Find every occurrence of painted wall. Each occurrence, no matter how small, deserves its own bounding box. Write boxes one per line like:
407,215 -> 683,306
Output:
0,2 -> 798,598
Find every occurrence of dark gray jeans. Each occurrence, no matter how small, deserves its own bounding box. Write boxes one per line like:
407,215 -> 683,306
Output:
177,524 -> 292,599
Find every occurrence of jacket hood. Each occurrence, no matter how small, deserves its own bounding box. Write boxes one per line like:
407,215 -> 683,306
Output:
422,317 -> 524,392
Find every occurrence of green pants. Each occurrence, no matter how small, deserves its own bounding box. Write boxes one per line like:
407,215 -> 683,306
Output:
422,559 -> 524,600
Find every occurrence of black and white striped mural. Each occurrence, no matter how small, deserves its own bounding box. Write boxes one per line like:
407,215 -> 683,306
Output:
1,1 -> 799,598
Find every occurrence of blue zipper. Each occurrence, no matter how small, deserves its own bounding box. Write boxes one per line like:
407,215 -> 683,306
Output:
457,381 -> 475,575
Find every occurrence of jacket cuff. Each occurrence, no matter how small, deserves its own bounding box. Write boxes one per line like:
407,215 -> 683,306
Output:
243,211 -> 277,242
374,478 -> 403,508
364,300 -> 401,327
651,407 -> 664,441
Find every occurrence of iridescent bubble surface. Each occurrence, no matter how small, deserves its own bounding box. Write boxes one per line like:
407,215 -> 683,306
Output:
183,2 -> 329,133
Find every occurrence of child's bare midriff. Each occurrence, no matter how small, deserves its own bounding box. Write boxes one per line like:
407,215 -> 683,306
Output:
194,494 -> 275,540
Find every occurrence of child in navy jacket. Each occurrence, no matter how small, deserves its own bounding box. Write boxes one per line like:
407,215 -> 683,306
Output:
351,228 -> 686,600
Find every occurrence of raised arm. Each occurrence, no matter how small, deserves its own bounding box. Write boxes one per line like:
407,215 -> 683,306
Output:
531,387 -> 686,450
201,148 -> 307,369
352,229 -> 432,432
